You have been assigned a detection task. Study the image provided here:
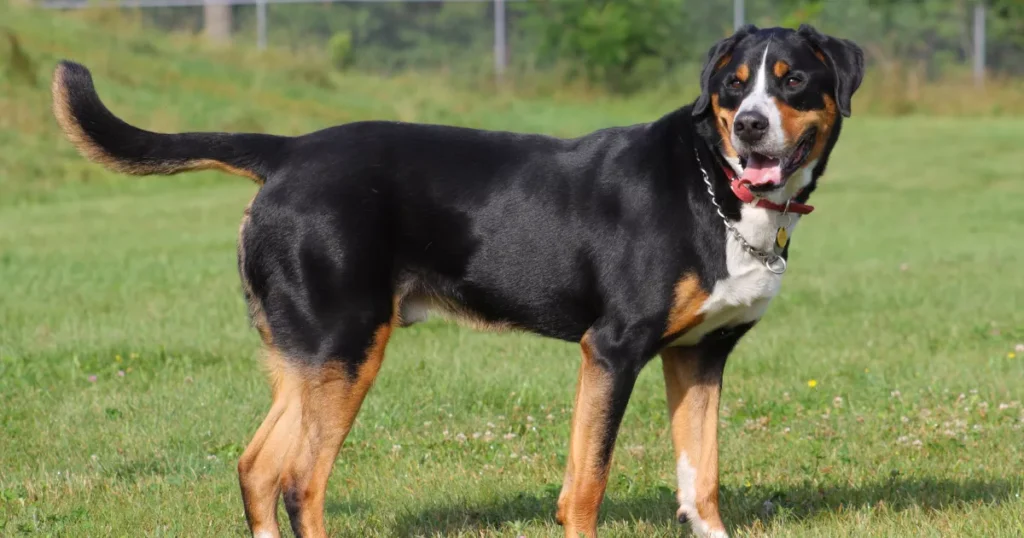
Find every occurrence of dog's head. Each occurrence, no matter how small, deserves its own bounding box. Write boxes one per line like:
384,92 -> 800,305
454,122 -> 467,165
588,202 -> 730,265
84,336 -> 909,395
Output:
693,25 -> 864,199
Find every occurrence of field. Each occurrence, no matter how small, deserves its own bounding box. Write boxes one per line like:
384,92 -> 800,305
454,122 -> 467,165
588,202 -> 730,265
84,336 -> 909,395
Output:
2,4 -> 1024,537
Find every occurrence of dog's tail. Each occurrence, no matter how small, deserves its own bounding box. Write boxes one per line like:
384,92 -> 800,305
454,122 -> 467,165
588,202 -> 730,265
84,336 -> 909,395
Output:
51,61 -> 287,184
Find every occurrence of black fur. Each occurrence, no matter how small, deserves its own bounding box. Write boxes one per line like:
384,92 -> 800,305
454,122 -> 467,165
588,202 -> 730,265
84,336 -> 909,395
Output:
54,25 -> 862,533
696,26 -> 863,202
54,28 -> 861,366
52,22 -> 858,439
57,61 -> 286,179
693,24 -> 757,117
240,112 -> 729,372
704,27 -> 863,122
798,24 -> 865,117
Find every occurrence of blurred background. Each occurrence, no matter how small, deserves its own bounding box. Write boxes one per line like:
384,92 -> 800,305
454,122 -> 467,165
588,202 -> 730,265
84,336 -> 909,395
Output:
9,0 -> 1024,109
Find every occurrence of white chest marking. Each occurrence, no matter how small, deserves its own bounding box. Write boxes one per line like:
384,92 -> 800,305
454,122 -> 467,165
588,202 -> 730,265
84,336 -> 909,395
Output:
672,204 -> 801,347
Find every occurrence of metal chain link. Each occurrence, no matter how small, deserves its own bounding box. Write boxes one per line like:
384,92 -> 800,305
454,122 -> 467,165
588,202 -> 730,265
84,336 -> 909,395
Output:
693,149 -> 787,275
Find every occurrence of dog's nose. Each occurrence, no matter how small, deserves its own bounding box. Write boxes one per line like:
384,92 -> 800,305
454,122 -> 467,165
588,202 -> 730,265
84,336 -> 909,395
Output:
734,111 -> 769,143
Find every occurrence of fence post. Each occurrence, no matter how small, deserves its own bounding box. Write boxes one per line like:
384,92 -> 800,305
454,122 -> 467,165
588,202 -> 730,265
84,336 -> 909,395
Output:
973,1 -> 985,88
734,0 -> 744,30
256,0 -> 267,50
203,0 -> 231,43
494,0 -> 506,85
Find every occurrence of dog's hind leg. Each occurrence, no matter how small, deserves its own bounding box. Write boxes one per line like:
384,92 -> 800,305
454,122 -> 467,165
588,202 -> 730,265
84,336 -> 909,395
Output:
238,317 -> 394,538
238,348 -> 303,538
283,321 -> 392,538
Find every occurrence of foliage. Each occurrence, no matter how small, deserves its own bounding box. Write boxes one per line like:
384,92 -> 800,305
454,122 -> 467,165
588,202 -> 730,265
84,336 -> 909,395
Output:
989,0 -> 1024,73
777,0 -> 1024,76
238,2 -> 498,74
327,31 -> 354,70
121,0 -> 1024,90
0,28 -> 37,87
519,0 -> 686,92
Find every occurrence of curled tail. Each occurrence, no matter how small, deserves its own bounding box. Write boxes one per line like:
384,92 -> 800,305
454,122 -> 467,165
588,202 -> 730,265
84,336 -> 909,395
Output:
51,61 -> 287,184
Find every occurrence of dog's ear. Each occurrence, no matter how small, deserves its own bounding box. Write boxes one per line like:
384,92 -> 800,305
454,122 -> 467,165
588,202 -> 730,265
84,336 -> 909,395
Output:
692,25 -> 756,117
798,24 -> 864,117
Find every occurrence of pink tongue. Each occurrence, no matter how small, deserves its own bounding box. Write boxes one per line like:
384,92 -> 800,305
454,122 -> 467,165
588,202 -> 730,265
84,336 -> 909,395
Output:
741,154 -> 783,186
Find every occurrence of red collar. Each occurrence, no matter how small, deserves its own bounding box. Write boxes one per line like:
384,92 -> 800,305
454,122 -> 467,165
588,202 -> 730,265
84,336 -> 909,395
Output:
721,164 -> 815,215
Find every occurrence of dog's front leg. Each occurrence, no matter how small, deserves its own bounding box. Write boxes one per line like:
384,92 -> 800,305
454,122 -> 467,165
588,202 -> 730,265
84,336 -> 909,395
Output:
556,325 -> 654,538
661,331 -> 746,538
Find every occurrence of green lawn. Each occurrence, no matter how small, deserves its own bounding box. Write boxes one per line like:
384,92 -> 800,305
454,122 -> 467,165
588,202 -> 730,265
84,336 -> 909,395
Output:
2,5 -> 1024,538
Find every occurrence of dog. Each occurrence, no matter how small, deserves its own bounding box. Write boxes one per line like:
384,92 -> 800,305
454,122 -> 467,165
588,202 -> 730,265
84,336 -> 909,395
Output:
52,24 -> 862,538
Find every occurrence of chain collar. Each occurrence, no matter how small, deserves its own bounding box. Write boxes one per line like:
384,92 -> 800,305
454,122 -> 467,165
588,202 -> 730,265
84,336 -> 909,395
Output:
694,148 -> 788,275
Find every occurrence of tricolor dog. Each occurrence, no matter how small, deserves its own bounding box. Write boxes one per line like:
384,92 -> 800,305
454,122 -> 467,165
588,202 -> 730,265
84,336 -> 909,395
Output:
52,24 -> 862,538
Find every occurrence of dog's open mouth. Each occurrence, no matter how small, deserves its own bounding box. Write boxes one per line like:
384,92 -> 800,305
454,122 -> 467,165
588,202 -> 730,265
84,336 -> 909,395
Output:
738,129 -> 816,191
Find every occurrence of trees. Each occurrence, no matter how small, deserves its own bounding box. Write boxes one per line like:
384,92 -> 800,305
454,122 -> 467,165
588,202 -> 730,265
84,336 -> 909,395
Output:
136,0 -> 1022,87
519,0 -> 689,92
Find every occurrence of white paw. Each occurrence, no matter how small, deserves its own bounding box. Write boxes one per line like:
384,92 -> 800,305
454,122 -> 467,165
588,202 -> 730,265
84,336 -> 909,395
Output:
679,507 -> 728,538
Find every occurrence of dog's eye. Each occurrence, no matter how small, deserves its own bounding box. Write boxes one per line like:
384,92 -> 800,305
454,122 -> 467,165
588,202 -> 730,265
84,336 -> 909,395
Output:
727,78 -> 744,90
785,76 -> 803,88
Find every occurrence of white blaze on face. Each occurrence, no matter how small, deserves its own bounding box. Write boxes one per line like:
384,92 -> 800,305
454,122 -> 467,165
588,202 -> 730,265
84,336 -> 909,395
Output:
732,42 -> 786,157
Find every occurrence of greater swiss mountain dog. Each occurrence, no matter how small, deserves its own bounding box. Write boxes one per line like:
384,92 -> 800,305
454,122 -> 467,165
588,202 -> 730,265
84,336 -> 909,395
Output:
52,24 -> 863,538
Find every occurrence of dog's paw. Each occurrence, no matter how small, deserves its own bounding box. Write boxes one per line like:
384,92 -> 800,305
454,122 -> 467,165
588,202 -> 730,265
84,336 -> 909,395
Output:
676,507 -> 728,538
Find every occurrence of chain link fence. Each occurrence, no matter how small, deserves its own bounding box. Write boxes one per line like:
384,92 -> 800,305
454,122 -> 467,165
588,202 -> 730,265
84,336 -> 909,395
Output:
39,0 -> 1024,86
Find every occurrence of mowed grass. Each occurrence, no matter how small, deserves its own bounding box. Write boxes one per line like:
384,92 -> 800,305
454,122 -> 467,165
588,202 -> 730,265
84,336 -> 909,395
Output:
3,5 -> 1024,538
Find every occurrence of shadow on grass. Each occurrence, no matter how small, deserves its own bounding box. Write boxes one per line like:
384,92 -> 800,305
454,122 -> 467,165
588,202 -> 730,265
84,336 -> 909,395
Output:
388,477 -> 1021,536
389,485 -> 674,538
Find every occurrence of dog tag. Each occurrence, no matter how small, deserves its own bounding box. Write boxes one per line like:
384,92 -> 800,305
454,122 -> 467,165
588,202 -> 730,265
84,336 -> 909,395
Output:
775,227 -> 788,254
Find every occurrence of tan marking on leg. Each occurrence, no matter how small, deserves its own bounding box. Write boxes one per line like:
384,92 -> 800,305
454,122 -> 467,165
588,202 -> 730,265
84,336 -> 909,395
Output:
556,356 -> 587,526
282,322 -> 394,538
711,94 -> 739,160
239,319 -> 395,538
558,334 -> 621,538
773,60 -> 790,79
238,349 -> 302,538
735,64 -> 749,83
663,275 -> 710,339
661,348 -> 727,537
774,93 -> 838,162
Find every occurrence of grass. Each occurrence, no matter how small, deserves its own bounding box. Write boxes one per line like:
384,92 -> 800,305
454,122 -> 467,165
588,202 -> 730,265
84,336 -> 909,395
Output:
2,3 -> 1024,537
